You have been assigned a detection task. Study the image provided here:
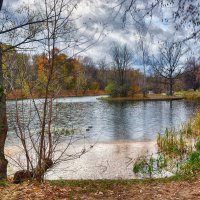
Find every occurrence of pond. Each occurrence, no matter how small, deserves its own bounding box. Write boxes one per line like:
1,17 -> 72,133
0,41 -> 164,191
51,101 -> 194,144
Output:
5,96 -> 200,179
7,96 -> 200,142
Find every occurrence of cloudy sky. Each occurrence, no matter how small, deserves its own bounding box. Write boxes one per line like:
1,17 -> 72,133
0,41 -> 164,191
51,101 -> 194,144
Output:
74,0 -> 199,65
2,0 -> 200,69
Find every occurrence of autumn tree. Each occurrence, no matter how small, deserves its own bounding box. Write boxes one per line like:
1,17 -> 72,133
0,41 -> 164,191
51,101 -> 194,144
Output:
71,58 -> 87,94
127,69 -> 143,96
80,57 -> 99,91
15,0 -> 75,182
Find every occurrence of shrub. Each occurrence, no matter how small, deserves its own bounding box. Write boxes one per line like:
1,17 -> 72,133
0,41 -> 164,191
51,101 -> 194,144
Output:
192,111 -> 200,137
195,140 -> 200,151
180,151 -> 200,176
183,90 -> 200,100
105,81 -> 118,97
105,81 -> 129,97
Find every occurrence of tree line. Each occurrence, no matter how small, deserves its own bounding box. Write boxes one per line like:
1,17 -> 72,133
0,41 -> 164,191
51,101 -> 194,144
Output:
3,43 -> 200,99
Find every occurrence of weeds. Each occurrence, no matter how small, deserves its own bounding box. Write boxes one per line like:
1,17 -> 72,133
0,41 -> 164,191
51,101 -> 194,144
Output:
133,110 -> 200,178
133,154 -> 167,178
157,128 -> 192,158
176,90 -> 200,101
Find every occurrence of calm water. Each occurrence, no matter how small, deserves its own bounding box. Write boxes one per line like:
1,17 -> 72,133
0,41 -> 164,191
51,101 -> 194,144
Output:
6,96 -> 200,142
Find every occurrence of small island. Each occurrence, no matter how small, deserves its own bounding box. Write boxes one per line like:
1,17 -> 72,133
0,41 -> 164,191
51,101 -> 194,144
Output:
99,93 -> 184,101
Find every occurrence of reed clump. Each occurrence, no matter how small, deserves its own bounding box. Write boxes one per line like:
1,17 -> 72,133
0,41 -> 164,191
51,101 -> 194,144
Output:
133,110 -> 200,178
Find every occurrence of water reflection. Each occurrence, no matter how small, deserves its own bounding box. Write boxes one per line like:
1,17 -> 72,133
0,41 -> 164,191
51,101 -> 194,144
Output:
6,97 -> 200,142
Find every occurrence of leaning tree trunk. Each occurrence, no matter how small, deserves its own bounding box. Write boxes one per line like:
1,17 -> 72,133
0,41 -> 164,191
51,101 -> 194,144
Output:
0,45 -> 8,180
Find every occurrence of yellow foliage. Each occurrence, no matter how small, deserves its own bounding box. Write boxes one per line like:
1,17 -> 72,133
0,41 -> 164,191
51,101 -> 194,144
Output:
192,111 -> 200,137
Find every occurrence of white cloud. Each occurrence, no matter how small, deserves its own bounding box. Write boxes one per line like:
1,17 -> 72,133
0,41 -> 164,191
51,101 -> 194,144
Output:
2,0 -> 198,69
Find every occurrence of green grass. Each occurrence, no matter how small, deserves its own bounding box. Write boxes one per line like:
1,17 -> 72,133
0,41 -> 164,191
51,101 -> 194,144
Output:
0,180 -> 8,187
49,175 -> 195,192
175,90 -> 200,100
97,97 -> 113,101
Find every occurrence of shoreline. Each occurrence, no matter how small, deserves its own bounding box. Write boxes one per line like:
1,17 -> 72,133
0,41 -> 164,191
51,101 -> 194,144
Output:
6,89 -> 107,101
6,90 -> 186,102
6,140 -> 157,180
44,140 -> 158,180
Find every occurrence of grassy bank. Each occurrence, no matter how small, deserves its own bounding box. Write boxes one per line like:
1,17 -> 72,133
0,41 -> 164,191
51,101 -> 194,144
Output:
175,90 -> 200,101
0,175 -> 198,200
98,94 -> 184,102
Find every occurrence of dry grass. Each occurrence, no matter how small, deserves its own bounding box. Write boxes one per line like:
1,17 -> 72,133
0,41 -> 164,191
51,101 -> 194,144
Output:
6,89 -> 107,100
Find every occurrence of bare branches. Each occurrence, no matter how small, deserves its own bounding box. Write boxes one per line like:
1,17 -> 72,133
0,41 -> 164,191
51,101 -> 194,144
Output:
115,0 -> 200,42
151,41 -> 187,95
111,43 -> 133,72
0,19 -> 50,35
4,0 -> 99,183
109,42 -> 133,97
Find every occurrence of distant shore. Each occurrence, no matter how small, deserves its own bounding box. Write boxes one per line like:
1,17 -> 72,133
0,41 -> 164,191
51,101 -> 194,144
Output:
6,89 -> 107,100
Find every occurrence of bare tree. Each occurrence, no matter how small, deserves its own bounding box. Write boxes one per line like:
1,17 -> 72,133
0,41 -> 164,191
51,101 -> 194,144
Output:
183,57 -> 200,91
116,0 -> 200,42
110,43 -> 133,97
0,0 -> 53,180
6,0 -> 99,183
136,32 -> 150,97
0,0 -> 103,181
97,58 -> 109,89
151,41 -> 186,95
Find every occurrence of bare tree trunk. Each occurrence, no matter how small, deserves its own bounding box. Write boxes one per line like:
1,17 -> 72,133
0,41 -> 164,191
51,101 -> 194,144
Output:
0,0 -> 3,11
143,65 -> 147,97
169,78 -> 173,96
0,45 -> 8,180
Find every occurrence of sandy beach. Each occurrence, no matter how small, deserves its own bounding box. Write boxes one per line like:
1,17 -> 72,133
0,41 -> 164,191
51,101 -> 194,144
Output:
45,140 -> 157,180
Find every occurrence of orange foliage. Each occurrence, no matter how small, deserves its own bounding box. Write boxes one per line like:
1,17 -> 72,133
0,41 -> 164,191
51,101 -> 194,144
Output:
36,54 -> 48,78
